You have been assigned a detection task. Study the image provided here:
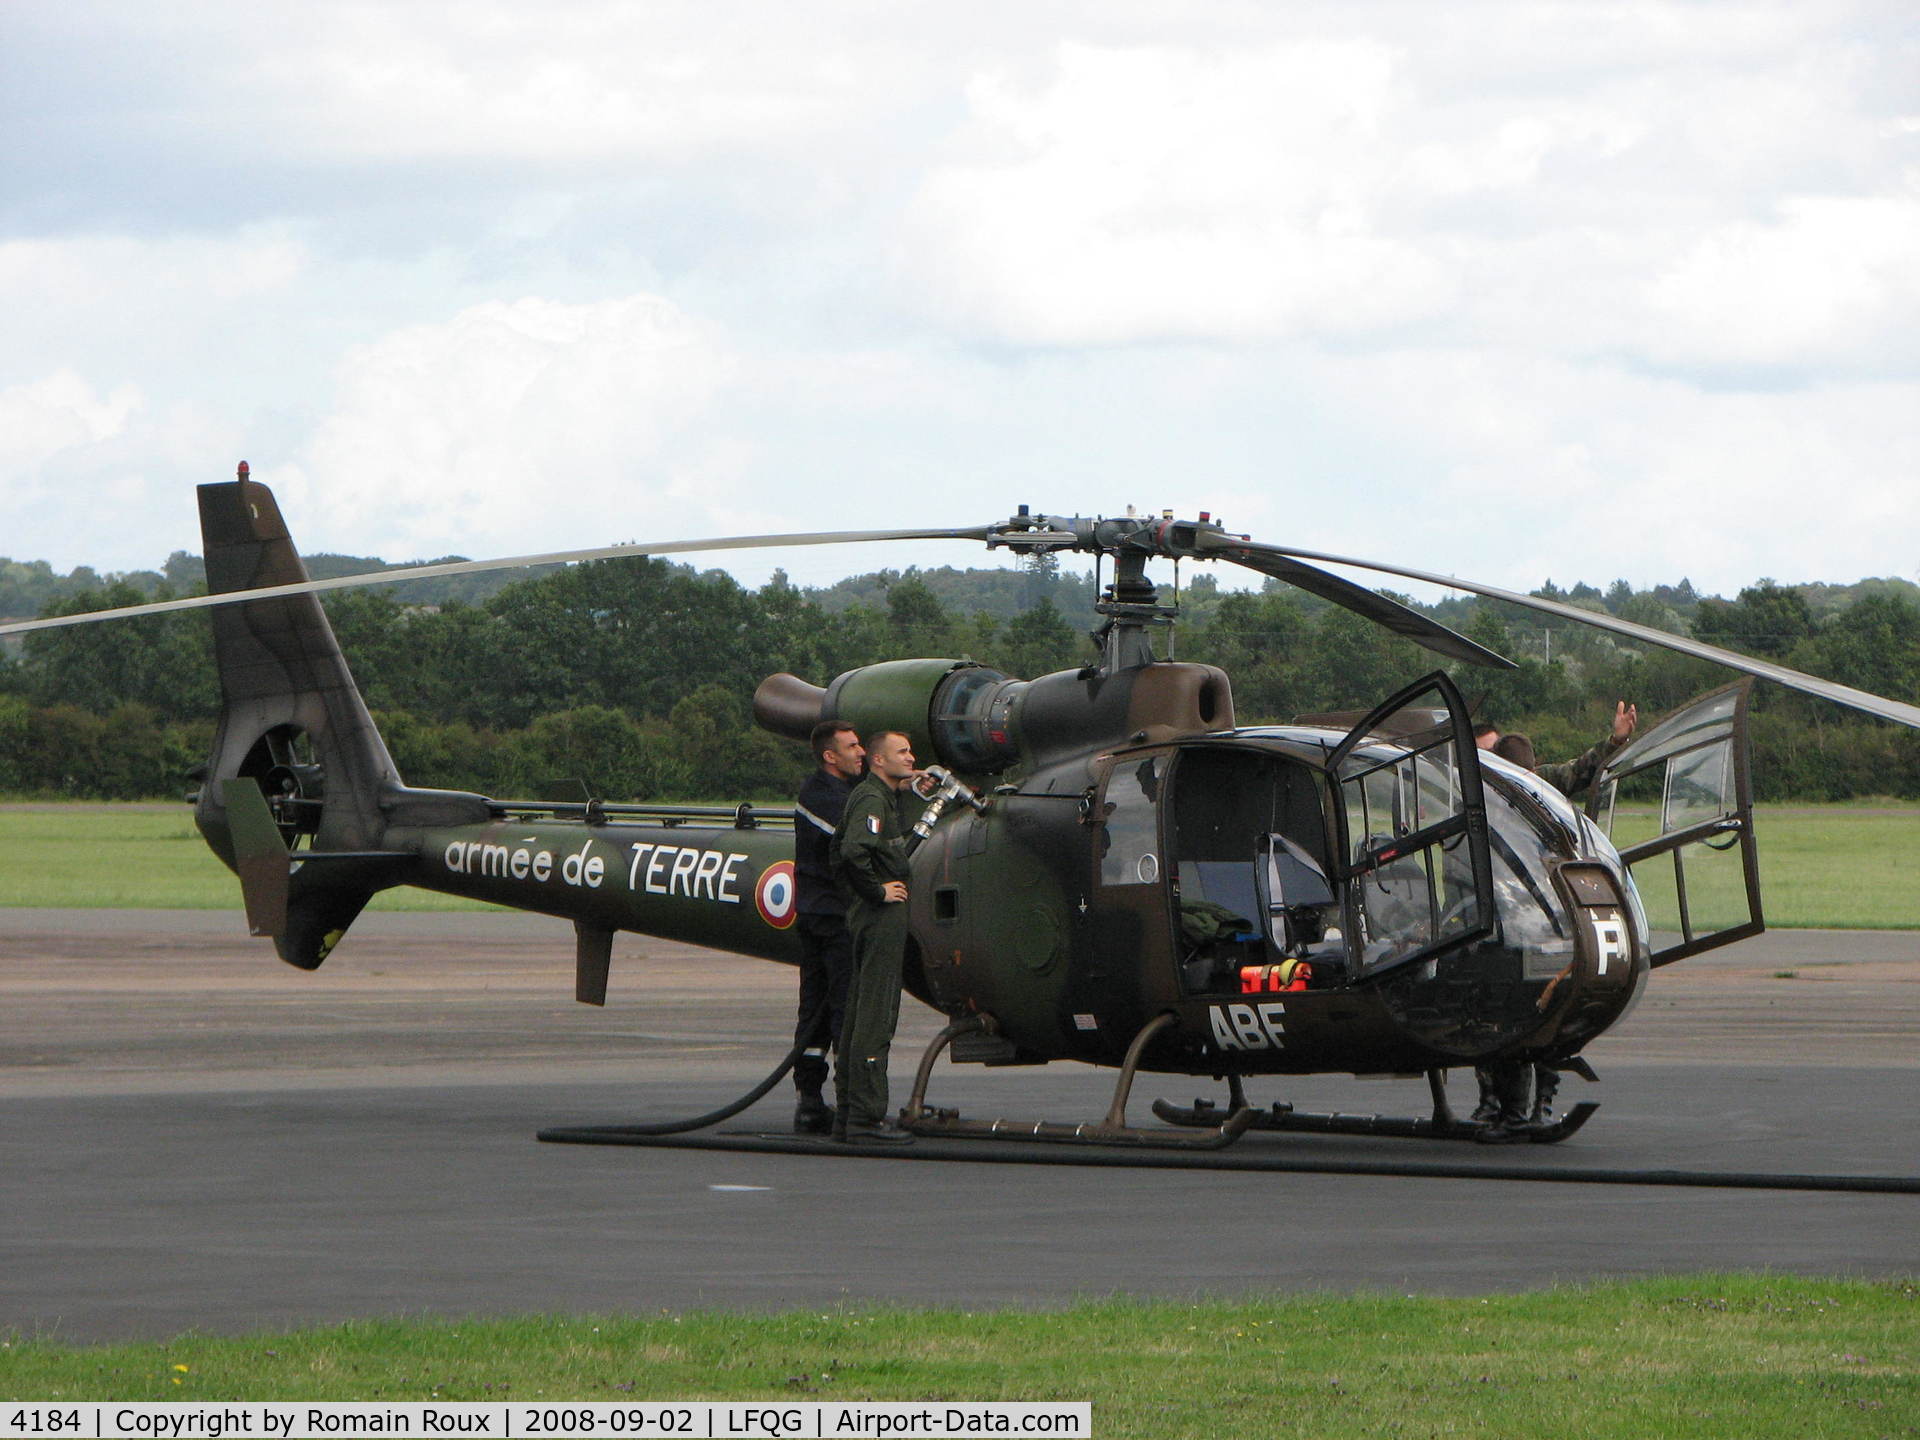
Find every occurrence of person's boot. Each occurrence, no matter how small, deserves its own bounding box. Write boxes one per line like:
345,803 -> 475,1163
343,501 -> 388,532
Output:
1530,1065 -> 1560,1130
793,1083 -> 835,1135
794,1052 -> 834,1135
840,1118 -> 914,1145
1475,1063 -> 1536,1145
1468,1066 -> 1500,1126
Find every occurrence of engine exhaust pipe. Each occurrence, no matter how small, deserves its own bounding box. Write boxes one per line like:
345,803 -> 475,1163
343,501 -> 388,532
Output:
753,672 -> 828,741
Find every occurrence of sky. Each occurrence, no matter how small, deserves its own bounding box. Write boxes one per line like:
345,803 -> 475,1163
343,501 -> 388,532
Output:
2,1 -> 1916,605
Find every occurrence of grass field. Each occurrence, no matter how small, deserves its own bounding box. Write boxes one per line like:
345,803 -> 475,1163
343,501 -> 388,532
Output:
0,807 -> 493,912
2,802 -> 1914,927
1603,803 -> 1918,931
4,1277 -> 1915,1437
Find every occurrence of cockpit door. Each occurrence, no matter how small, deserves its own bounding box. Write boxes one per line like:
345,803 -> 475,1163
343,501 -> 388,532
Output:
1326,671 -> 1497,979
1591,680 -> 1761,967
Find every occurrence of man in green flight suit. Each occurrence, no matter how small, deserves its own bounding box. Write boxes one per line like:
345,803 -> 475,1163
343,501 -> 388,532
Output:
829,728 -> 927,1144
1476,701 -> 1638,799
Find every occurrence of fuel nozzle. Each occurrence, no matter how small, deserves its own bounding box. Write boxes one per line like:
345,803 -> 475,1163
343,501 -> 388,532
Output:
907,765 -> 990,849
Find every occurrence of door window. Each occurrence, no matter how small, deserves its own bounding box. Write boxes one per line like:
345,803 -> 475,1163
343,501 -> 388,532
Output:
1099,753 -> 1167,887
1594,681 -> 1761,967
1328,673 -> 1496,978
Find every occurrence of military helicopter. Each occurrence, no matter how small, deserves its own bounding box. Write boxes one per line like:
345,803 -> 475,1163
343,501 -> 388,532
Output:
9,467 -> 1919,1148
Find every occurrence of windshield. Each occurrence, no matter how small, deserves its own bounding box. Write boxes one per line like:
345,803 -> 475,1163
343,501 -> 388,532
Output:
1478,749 -> 1583,847
1368,768 -> 1592,1054
1483,780 -> 1575,964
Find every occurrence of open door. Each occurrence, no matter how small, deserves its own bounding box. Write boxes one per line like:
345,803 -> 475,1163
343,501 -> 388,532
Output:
1591,680 -> 1761,967
1327,671 -> 1496,979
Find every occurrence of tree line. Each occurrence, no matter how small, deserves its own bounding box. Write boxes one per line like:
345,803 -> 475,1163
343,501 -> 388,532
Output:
1,556 -> 1916,802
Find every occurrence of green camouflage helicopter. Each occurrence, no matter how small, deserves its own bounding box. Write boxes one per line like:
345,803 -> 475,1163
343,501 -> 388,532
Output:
10,466 -> 1918,1148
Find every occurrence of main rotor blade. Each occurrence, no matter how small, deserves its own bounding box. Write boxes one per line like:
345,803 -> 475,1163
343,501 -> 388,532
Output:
1205,541 -> 1516,671
0,524 -> 996,636
1217,537 -> 1920,731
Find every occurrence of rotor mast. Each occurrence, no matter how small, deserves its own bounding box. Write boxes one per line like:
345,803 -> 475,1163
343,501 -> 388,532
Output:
988,506 -> 1232,674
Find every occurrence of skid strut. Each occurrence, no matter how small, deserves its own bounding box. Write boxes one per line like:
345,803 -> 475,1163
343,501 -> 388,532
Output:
902,1013 -> 1256,1150
1152,1067 -> 1599,1144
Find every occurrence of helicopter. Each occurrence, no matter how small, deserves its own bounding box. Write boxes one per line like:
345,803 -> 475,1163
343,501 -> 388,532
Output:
8,466 -> 1919,1149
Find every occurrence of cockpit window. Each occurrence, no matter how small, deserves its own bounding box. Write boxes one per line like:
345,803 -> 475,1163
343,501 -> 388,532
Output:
1099,754 -> 1166,886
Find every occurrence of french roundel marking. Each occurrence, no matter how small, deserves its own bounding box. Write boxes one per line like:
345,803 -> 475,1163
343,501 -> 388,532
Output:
755,861 -> 798,929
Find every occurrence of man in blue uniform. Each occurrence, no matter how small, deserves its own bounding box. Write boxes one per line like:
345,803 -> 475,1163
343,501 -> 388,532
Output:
790,720 -> 864,1134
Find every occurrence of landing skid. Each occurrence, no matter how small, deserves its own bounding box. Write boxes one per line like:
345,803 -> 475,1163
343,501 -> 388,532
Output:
902,1013 -> 1256,1150
1152,1069 -> 1599,1145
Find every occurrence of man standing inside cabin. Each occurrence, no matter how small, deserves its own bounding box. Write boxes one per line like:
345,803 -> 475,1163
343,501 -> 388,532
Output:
1477,702 -> 1639,797
829,729 -> 926,1144
790,721 -> 865,1135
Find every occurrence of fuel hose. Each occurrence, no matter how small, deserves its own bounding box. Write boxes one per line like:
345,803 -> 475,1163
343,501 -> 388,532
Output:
539,995 -> 831,1140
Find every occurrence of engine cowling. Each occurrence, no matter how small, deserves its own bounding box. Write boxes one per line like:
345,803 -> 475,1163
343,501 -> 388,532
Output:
754,657 -> 1233,779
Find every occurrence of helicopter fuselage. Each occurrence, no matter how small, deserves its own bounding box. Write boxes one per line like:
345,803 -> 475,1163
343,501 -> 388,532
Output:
178,474 -> 1657,1094
909,726 -> 1650,1079
292,718 -> 1653,1085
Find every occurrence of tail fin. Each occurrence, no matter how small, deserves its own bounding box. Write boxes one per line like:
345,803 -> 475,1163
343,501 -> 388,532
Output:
193,476 -> 405,968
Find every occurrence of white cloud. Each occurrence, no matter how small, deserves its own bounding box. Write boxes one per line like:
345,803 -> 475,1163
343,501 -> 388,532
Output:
0,228 -> 305,303
1303,347 -> 1920,591
0,228 -> 314,397
898,17 -> 1920,375
1640,194 -> 1920,370
262,9 -> 853,164
906,41 -> 1459,346
0,364 -> 239,570
0,371 -> 142,473
4,0 -> 1917,600
290,294 -> 736,560
15,1 -> 943,175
